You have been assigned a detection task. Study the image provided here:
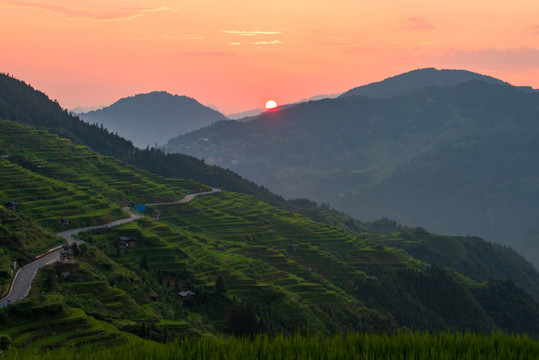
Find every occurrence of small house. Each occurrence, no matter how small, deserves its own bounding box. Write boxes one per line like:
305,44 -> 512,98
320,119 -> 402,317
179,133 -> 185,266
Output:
118,236 -> 136,248
135,204 -> 146,212
291,244 -> 300,251
368,275 -> 378,283
4,201 -> 19,210
149,293 -> 160,301
1,155 -> 9,160
60,244 -> 74,262
60,218 -> 71,225
151,209 -> 161,220
178,290 -> 196,301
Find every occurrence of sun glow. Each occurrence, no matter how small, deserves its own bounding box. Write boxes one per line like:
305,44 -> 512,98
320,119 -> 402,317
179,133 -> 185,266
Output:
265,100 -> 278,109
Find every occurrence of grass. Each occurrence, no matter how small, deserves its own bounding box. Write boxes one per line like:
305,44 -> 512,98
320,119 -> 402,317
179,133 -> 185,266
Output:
4,332 -> 539,360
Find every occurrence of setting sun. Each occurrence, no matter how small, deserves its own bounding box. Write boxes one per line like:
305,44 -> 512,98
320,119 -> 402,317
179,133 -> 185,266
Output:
265,100 -> 278,109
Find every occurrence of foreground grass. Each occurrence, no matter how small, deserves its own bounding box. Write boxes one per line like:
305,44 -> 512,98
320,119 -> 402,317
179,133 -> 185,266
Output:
5,332 -> 538,360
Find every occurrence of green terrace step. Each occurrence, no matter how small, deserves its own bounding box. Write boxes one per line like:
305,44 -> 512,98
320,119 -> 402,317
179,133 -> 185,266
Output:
1,119 -> 201,207
2,307 -> 126,353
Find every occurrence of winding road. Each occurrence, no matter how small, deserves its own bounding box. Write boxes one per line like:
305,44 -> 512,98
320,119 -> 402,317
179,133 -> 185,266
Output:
0,188 -> 221,308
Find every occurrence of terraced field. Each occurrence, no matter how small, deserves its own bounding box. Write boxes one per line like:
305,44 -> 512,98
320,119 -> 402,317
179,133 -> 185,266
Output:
0,160 -> 126,231
73,189 -> 425,334
0,120 -> 205,208
157,192 -> 419,284
1,306 -> 128,354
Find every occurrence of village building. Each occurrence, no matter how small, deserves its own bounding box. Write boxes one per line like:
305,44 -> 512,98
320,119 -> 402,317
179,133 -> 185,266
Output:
4,201 -> 19,210
59,244 -> 74,262
178,290 -> 196,302
118,236 -> 136,248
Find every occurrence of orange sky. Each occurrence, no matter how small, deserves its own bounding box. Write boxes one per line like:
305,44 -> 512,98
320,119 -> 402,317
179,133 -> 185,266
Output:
1,0 -> 538,113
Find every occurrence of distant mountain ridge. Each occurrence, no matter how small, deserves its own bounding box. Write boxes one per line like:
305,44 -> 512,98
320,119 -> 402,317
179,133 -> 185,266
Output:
79,91 -> 227,148
340,67 -> 510,99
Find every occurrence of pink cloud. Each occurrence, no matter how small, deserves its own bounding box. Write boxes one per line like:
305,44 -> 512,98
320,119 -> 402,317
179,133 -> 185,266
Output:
406,17 -> 434,31
6,1 -> 171,21
181,51 -> 231,56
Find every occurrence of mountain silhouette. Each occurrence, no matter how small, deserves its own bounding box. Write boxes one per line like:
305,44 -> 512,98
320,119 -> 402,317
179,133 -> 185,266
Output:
79,91 -> 227,148
340,67 -> 509,99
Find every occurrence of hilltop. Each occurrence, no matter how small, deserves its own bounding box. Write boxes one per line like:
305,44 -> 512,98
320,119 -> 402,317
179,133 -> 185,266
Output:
339,68 -> 510,98
164,70 -> 539,268
78,91 -> 227,148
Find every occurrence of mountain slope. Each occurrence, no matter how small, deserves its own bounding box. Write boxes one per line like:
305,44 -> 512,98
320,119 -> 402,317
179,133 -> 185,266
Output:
79,91 -> 227,147
1,119 -> 539,339
164,77 -> 539,268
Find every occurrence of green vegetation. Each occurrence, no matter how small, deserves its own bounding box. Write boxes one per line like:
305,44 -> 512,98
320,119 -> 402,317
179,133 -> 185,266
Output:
372,227 -> 539,298
4,332 -> 539,360
1,73 -> 539,357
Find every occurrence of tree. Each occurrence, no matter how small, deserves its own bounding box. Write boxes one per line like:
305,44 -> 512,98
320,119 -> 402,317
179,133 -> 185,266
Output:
70,242 -> 80,256
140,255 -> 150,270
0,334 -> 11,356
215,275 -> 227,294
157,268 -> 163,285
43,268 -> 57,291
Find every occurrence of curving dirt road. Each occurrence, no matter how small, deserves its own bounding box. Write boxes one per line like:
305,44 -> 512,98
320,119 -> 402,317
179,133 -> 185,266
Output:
0,188 -> 221,308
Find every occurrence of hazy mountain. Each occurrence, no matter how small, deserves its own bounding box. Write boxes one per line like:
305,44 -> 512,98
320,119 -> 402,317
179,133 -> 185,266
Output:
165,73 -> 539,268
227,108 -> 265,120
297,92 -> 342,102
340,67 -> 509,99
69,105 -> 105,114
227,93 -> 342,120
79,91 -> 227,148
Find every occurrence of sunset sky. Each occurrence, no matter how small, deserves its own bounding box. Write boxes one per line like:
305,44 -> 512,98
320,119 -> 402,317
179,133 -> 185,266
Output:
1,0 -> 538,114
